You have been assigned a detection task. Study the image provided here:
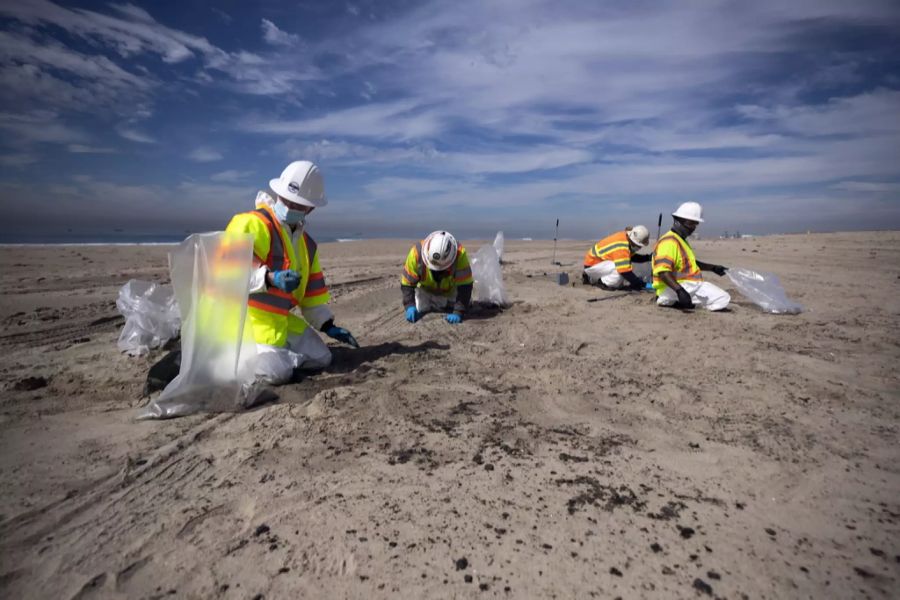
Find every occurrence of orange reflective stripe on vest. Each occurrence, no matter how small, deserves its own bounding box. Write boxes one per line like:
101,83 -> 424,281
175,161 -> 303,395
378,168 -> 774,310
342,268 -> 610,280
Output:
247,207 -> 297,316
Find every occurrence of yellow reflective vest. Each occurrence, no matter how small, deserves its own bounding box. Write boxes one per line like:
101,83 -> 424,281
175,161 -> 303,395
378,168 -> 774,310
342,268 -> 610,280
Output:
225,206 -> 329,346
400,240 -> 473,295
651,230 -> 702,295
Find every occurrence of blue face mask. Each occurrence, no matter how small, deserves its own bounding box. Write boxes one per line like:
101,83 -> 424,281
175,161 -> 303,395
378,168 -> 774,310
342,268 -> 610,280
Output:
274,199 -> 306,226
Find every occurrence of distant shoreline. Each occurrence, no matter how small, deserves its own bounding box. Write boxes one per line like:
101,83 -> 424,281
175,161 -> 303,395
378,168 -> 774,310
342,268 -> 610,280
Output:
1,230 -> 896,247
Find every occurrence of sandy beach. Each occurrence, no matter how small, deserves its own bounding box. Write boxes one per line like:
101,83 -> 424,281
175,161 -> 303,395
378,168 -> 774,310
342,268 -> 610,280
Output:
1,232 -> 898,599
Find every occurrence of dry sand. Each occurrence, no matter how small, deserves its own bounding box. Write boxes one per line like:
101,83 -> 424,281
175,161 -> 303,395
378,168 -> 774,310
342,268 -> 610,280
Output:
1,232 -> 898,599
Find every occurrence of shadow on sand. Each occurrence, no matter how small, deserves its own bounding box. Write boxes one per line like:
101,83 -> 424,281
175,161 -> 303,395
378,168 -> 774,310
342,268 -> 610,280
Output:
324,340 -> 450,374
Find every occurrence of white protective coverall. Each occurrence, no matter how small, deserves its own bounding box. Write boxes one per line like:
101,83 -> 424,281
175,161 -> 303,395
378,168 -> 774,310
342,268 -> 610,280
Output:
656,280 -> 731,311
414,287 -> 458,313
583,261 -> 626,288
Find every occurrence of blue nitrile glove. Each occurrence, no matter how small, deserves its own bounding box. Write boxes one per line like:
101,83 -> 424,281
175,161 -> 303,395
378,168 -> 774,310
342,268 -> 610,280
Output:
270,269 -> 300,292
445,313 -> 462,324
645,282 -> 654,290
326,325 -> 359,348
405,306 -> 419,323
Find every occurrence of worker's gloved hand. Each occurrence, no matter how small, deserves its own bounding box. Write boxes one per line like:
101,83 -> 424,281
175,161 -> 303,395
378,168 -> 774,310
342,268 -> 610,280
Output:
675,287 -> 694,309
325,325 -> 359,348
270,269 -> 300,292
405,306 -> 419,323
645,282 -> 654,290
445,313 -> 462,324
711,264 -> 728,277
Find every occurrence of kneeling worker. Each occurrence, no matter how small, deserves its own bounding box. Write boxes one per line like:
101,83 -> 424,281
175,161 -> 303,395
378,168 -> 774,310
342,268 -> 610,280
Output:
225,160 -> 358,385
401,231 -> 474,324
652,202 -> 730,311
583,225 -> 652,290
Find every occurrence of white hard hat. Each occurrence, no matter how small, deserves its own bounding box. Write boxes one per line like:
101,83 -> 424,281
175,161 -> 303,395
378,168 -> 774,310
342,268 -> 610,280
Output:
672,201 -> 704,223
269,160 -> 327,208
422,231 -> 458,271
627,225 -> 650,247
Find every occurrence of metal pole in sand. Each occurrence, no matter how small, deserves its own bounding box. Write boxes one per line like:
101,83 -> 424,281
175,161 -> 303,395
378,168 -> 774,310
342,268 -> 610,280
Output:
551,219 -> 559,265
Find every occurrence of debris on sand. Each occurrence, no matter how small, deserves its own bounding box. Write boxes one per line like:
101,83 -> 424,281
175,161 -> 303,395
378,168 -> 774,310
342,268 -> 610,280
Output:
13,376 -> 49,391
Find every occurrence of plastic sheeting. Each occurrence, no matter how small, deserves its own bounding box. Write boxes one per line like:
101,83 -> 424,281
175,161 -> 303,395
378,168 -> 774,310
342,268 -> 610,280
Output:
492,231 -> 504,260
726,267 -> 804,314
138,231 -> 260,420
116,280 -> 180,356
470,237 -> 508,306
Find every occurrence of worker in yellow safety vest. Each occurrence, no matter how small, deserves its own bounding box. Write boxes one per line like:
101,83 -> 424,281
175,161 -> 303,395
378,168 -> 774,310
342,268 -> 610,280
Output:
225,160 -> 358,384
401,231 -> 474,324
582,225 -> 653,290
651,202 -> 730,311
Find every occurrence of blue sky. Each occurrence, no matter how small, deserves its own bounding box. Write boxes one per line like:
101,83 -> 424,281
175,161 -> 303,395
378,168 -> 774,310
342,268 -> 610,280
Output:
1,0 -> 899,241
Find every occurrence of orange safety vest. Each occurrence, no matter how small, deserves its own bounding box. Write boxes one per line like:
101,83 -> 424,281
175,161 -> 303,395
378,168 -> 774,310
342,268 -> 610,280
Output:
584,230 -> 633,272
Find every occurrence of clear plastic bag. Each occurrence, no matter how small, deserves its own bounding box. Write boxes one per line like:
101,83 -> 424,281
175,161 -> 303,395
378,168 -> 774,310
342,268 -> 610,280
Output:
116,280 -> 180,356
470,239 -> 508,306
138,231 -> 260,419
492,230 -> 504,260
726,267 -> 803,314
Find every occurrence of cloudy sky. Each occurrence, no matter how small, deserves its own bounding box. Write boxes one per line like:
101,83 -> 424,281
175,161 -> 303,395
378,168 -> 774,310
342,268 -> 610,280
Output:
1,0 -> 899,241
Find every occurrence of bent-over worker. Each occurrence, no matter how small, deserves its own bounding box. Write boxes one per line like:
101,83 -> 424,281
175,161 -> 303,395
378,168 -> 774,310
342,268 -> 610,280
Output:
401,231 -> 474,324
583,225 -> 652,290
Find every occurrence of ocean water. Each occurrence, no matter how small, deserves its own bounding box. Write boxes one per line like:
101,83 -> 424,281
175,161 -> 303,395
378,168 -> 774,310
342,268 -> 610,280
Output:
0,232 -> 352,245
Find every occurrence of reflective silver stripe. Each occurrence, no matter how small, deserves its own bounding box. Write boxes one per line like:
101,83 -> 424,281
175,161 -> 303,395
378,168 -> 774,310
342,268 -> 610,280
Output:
249,291 -> 293,311
254,209 -> 286,269
454,266 -> 472,280
303,231 -> 317,265
415,242 -> 425,271
409,242 -> 425,280
250,209 -> 295,311
306,276 -> 327,291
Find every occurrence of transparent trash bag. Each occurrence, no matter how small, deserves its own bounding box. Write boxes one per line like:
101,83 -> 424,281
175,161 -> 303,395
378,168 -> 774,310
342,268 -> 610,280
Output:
138,231 -> 260,420
726,267 -> 803,314
116,280 -> 180,356
492,231 -> 504,260
470,240 -> 508,307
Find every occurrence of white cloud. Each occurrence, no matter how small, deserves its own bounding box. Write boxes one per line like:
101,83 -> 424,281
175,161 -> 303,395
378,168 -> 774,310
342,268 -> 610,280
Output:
68,144 -> 115,153
832,181 -> 900,193
242,99 -> 443,140
188,147 -> 224,162
0,153 -> 39,168
211,8 -> 232,24
261,19 -> 300,46
116,124 -> 156,144
0,0 -> 221,64
108,3 -> 156,24
210,169 -> 255,182
0,110 -> 87,145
